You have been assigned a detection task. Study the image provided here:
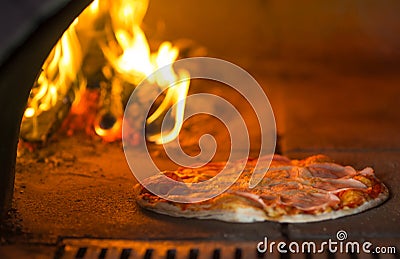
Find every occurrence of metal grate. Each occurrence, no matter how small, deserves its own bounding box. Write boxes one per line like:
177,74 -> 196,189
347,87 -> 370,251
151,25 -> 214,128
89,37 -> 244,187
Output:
56,238 -> 399,259
56,238 -> 275,259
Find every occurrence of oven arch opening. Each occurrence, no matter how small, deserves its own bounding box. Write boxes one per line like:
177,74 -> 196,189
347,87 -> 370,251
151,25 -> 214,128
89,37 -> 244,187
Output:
0,0 -> 91,218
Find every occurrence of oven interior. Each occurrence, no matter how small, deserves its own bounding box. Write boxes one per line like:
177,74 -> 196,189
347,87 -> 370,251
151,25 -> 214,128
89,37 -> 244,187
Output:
0,0 -> 400,258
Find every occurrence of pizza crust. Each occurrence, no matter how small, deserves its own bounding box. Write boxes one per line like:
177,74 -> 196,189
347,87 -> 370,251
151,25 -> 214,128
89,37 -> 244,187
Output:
137,197 -> 269,223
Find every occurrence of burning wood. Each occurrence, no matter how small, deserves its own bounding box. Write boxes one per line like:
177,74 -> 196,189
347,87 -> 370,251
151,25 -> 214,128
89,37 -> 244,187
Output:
93,67 -> 123,142
21,0 -> 193,145
20,20 -> 84,142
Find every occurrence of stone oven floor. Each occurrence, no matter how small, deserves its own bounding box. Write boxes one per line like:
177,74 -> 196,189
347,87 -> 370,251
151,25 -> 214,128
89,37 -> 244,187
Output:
1,64 -> 400,257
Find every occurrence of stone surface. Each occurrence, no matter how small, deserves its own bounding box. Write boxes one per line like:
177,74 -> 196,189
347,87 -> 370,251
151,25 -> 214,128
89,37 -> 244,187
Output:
0,244 -> 56,259
279,75 -> 400,153
145,0 -> 400,72
10,134 -> 282,245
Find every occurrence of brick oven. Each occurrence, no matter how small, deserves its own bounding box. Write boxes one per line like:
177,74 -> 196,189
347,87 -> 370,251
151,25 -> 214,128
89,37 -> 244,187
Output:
0,0 -> 400,258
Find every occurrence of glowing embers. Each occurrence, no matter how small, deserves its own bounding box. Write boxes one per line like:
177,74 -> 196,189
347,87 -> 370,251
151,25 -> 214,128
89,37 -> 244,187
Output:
21,0 -> 190,144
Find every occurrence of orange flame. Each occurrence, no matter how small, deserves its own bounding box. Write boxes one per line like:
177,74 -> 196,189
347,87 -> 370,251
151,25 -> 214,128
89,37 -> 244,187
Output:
24,0 -> 190,144
22,18 -> 84,138
101,0 -> 190,144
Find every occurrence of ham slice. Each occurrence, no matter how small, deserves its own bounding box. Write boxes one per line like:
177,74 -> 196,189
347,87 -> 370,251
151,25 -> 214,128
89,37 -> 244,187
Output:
313,178 -> 366,192
307,163 -> 357,178
280,192 -> 340,211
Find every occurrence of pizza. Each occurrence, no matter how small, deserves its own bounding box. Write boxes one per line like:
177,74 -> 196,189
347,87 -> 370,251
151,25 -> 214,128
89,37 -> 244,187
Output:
135,154 -> 389,223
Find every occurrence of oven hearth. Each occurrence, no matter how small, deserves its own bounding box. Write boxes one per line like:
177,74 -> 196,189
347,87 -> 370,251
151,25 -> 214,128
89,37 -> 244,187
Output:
4,73 -> 400,258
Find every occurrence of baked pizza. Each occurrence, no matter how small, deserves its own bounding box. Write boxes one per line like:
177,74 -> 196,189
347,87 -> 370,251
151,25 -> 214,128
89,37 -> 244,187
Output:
135,155 -> 389,223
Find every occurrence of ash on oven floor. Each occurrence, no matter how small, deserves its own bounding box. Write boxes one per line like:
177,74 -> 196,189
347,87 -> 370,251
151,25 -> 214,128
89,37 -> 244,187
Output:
56,238 -> 270,259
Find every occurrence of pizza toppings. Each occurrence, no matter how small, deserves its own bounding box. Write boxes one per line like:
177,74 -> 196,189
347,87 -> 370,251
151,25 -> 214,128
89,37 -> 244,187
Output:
279,192 -> 341,211
312,178 -> 367,193
242,156 -> 372,213
233,191 -> 269,210
135,154 -> 389,223
307,163 -> 357,178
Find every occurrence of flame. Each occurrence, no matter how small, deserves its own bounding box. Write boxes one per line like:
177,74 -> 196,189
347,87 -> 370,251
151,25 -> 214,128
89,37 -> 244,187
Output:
146,70 -> 190,144
89,0 -> 100,14
102,0 -> 190,144
22,18 -> 83,138
23,0 -> 190,144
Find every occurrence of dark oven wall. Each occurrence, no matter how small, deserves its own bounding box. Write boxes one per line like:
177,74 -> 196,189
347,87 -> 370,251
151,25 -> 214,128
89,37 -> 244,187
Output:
0,0 -> 91,217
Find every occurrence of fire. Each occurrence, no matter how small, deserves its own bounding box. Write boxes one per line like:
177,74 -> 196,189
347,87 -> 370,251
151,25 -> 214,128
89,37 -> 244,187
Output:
23,0 -> 190,144
101,0 -> 190,143
22,18 -> 84,140
146,69 -> 190,144
23,19 -> 82,119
